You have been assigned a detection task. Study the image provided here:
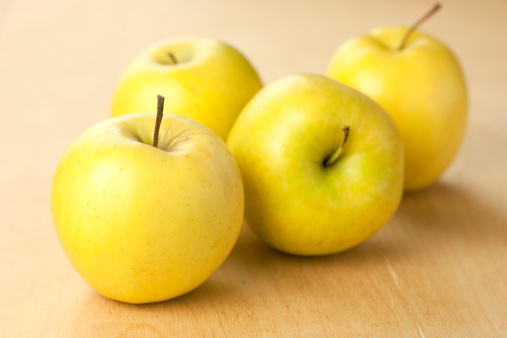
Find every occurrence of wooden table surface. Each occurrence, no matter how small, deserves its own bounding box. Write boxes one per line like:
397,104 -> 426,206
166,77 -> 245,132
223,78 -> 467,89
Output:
1,0 -> 506,336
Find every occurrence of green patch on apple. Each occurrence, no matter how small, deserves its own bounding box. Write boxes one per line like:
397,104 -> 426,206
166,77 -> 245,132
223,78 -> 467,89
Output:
227,74 -> 404,256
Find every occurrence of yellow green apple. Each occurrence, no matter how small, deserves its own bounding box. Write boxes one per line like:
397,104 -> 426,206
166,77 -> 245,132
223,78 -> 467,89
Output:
326,24 -> 467,191
51,104 -> 244,303
111,38 -> 263,140
227,74 -> 403,256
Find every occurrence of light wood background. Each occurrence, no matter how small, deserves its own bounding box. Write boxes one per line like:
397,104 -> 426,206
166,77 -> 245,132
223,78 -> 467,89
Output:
1,0 -> 506,336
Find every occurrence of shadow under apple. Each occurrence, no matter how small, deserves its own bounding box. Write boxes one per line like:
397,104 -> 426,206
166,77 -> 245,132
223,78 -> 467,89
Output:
216,179 -> 504,295
396,180 -> 503,243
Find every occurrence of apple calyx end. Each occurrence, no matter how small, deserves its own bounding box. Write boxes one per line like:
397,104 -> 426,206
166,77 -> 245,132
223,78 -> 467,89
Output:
324,125 -> 350,167
398,3 -> 442,51
153,95 -> 165,148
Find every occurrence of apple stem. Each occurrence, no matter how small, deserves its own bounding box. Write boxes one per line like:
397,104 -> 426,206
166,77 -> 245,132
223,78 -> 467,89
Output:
153,95 -> 165,148
168,52 -> 177,64
398,3 -> 441,50
324,125 -> 350,167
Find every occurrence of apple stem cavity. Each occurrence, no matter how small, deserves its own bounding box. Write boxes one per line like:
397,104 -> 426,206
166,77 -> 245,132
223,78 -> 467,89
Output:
153,95 -> 165,148
324,125 -> 350,167
168,52 -> 177,64
398,3 -> 441,50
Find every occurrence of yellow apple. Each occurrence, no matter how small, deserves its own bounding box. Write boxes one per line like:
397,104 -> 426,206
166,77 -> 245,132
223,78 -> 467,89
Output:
111,38 -> 262,141
227,74 -> 403,256
51,110 -> 244,303
326,26 -> 467,191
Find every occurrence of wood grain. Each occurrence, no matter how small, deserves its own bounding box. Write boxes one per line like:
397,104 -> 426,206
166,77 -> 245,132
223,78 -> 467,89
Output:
1,0 -> 506,336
